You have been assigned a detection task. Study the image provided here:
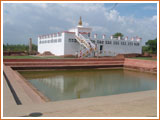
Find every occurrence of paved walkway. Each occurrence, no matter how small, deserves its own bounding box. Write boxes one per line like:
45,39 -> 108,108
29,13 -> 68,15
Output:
3,85 -> 157,117
3,66 -> 48,105
3,77 -> 17,112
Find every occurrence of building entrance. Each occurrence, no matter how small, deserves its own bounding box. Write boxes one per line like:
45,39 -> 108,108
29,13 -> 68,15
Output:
100,45 -> 103,53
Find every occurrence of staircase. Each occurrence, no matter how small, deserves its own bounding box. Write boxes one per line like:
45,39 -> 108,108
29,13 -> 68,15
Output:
75,34 -> 96,57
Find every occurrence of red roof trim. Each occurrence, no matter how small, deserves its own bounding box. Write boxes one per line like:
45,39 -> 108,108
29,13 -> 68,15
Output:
63,31 -> 75,34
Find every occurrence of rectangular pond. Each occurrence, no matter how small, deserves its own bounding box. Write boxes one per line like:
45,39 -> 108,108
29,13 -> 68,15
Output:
19,69 -> 157,102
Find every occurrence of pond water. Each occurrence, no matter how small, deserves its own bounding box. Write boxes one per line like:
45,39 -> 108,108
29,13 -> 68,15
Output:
19,69 -> 157,101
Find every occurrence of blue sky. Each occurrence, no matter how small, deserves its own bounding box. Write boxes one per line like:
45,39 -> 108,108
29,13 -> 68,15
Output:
105,3 -> 157,18
3,3 -> 157,45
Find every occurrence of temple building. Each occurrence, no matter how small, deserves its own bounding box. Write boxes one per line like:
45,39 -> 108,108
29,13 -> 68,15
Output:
38,17 -> 142,57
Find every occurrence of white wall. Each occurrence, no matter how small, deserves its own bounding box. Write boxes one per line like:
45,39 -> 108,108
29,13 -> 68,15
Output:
64,32 -> 80,55
38,26 -> 142,56
38,33 -> 64,55
93,39 -> 142,56
38,34 -> 142,56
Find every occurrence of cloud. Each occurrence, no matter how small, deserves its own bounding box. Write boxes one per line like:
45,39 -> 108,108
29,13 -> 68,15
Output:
151,15 -> 157,21
3,3 -> 157,45
127,29 -> 134,34
92,26 -> 108,33
143,5 -> 157,10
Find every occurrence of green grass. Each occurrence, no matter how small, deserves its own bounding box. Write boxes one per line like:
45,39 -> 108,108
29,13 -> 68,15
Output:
129,57 -> 157,61
3,56 -> 157,61
3,55 -> 69,59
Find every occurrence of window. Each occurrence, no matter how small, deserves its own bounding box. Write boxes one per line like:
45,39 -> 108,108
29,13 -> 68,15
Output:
91,40 -> 94,43
88,33 -> 90,37
74,39 -> 77,42
121,42 -> 126,45
128,42 -> 133,46
113,41 -> 119,45
68,38 -> 77,43
97,40 -> 103,44
54,39 -> 57,43
134,42 -> 139,46
58,39 -> 62,42
68,38 -> 72,42
71,39 -> 74,42
105,41 -> 112,44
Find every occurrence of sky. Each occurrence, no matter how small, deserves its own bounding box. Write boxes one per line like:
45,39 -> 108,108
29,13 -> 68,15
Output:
3,3 -> 157,45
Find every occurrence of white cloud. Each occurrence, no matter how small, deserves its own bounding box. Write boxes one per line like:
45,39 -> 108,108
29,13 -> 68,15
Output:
143,6 -> 157,10
3,3 -> 157,45
151,15 -> 157,21
92,26 -> 108,33
127,29 -> 134,34
33,3 -> 48,8
105,10 -> 119,21
49,26 -> 62,32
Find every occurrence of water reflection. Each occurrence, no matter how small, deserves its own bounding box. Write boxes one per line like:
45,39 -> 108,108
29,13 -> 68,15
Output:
20,69 -> 157,101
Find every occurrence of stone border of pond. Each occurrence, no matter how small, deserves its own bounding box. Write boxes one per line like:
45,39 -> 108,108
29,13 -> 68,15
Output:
124,58 -> 157,73
3,65 -> 49,105
3,58 -> 157,73
2,58 -> 157,117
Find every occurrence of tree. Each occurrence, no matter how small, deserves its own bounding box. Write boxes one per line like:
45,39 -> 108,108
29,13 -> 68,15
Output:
113,32 -> 124,38
142,38 -> 157,54
3,44 -> 37,52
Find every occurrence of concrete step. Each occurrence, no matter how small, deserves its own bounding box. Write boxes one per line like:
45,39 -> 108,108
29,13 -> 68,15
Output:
11,63 -> 123,68
4,58 -> 124,62
5,61 -> 124,66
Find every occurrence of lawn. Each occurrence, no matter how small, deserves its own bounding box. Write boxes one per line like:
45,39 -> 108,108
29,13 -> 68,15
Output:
3,56 -> 157,61
3,55 -> 68,59
129,57 -> 157,61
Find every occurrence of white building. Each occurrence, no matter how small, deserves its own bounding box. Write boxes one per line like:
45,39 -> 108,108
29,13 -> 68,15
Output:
38,17 -> 142,57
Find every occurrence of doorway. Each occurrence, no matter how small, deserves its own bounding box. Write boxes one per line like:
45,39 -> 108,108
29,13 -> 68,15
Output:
100,45 -> 103,53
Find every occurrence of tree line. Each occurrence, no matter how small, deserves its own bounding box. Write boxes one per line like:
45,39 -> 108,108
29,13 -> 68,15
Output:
142,38 -> 157,54
3,44 -> 37,52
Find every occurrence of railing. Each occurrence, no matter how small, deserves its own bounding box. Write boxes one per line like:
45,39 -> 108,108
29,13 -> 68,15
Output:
79,34 -> 96,50
75,33 -> 96,57
78,48 -> 92,58
75,35 -> 90,49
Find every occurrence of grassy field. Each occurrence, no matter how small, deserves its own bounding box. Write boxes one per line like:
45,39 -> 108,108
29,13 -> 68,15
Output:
129,57 -> 157,61
3,55 -> 69,59
3,56 -> 157,61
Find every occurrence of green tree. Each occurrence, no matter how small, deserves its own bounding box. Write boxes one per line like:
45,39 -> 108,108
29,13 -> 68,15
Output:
142,38 -> 157,54
3,44 -> 37,52
113,32 -> 124,38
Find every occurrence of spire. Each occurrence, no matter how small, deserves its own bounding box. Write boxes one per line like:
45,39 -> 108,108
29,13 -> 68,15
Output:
78,16 -> 82,26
